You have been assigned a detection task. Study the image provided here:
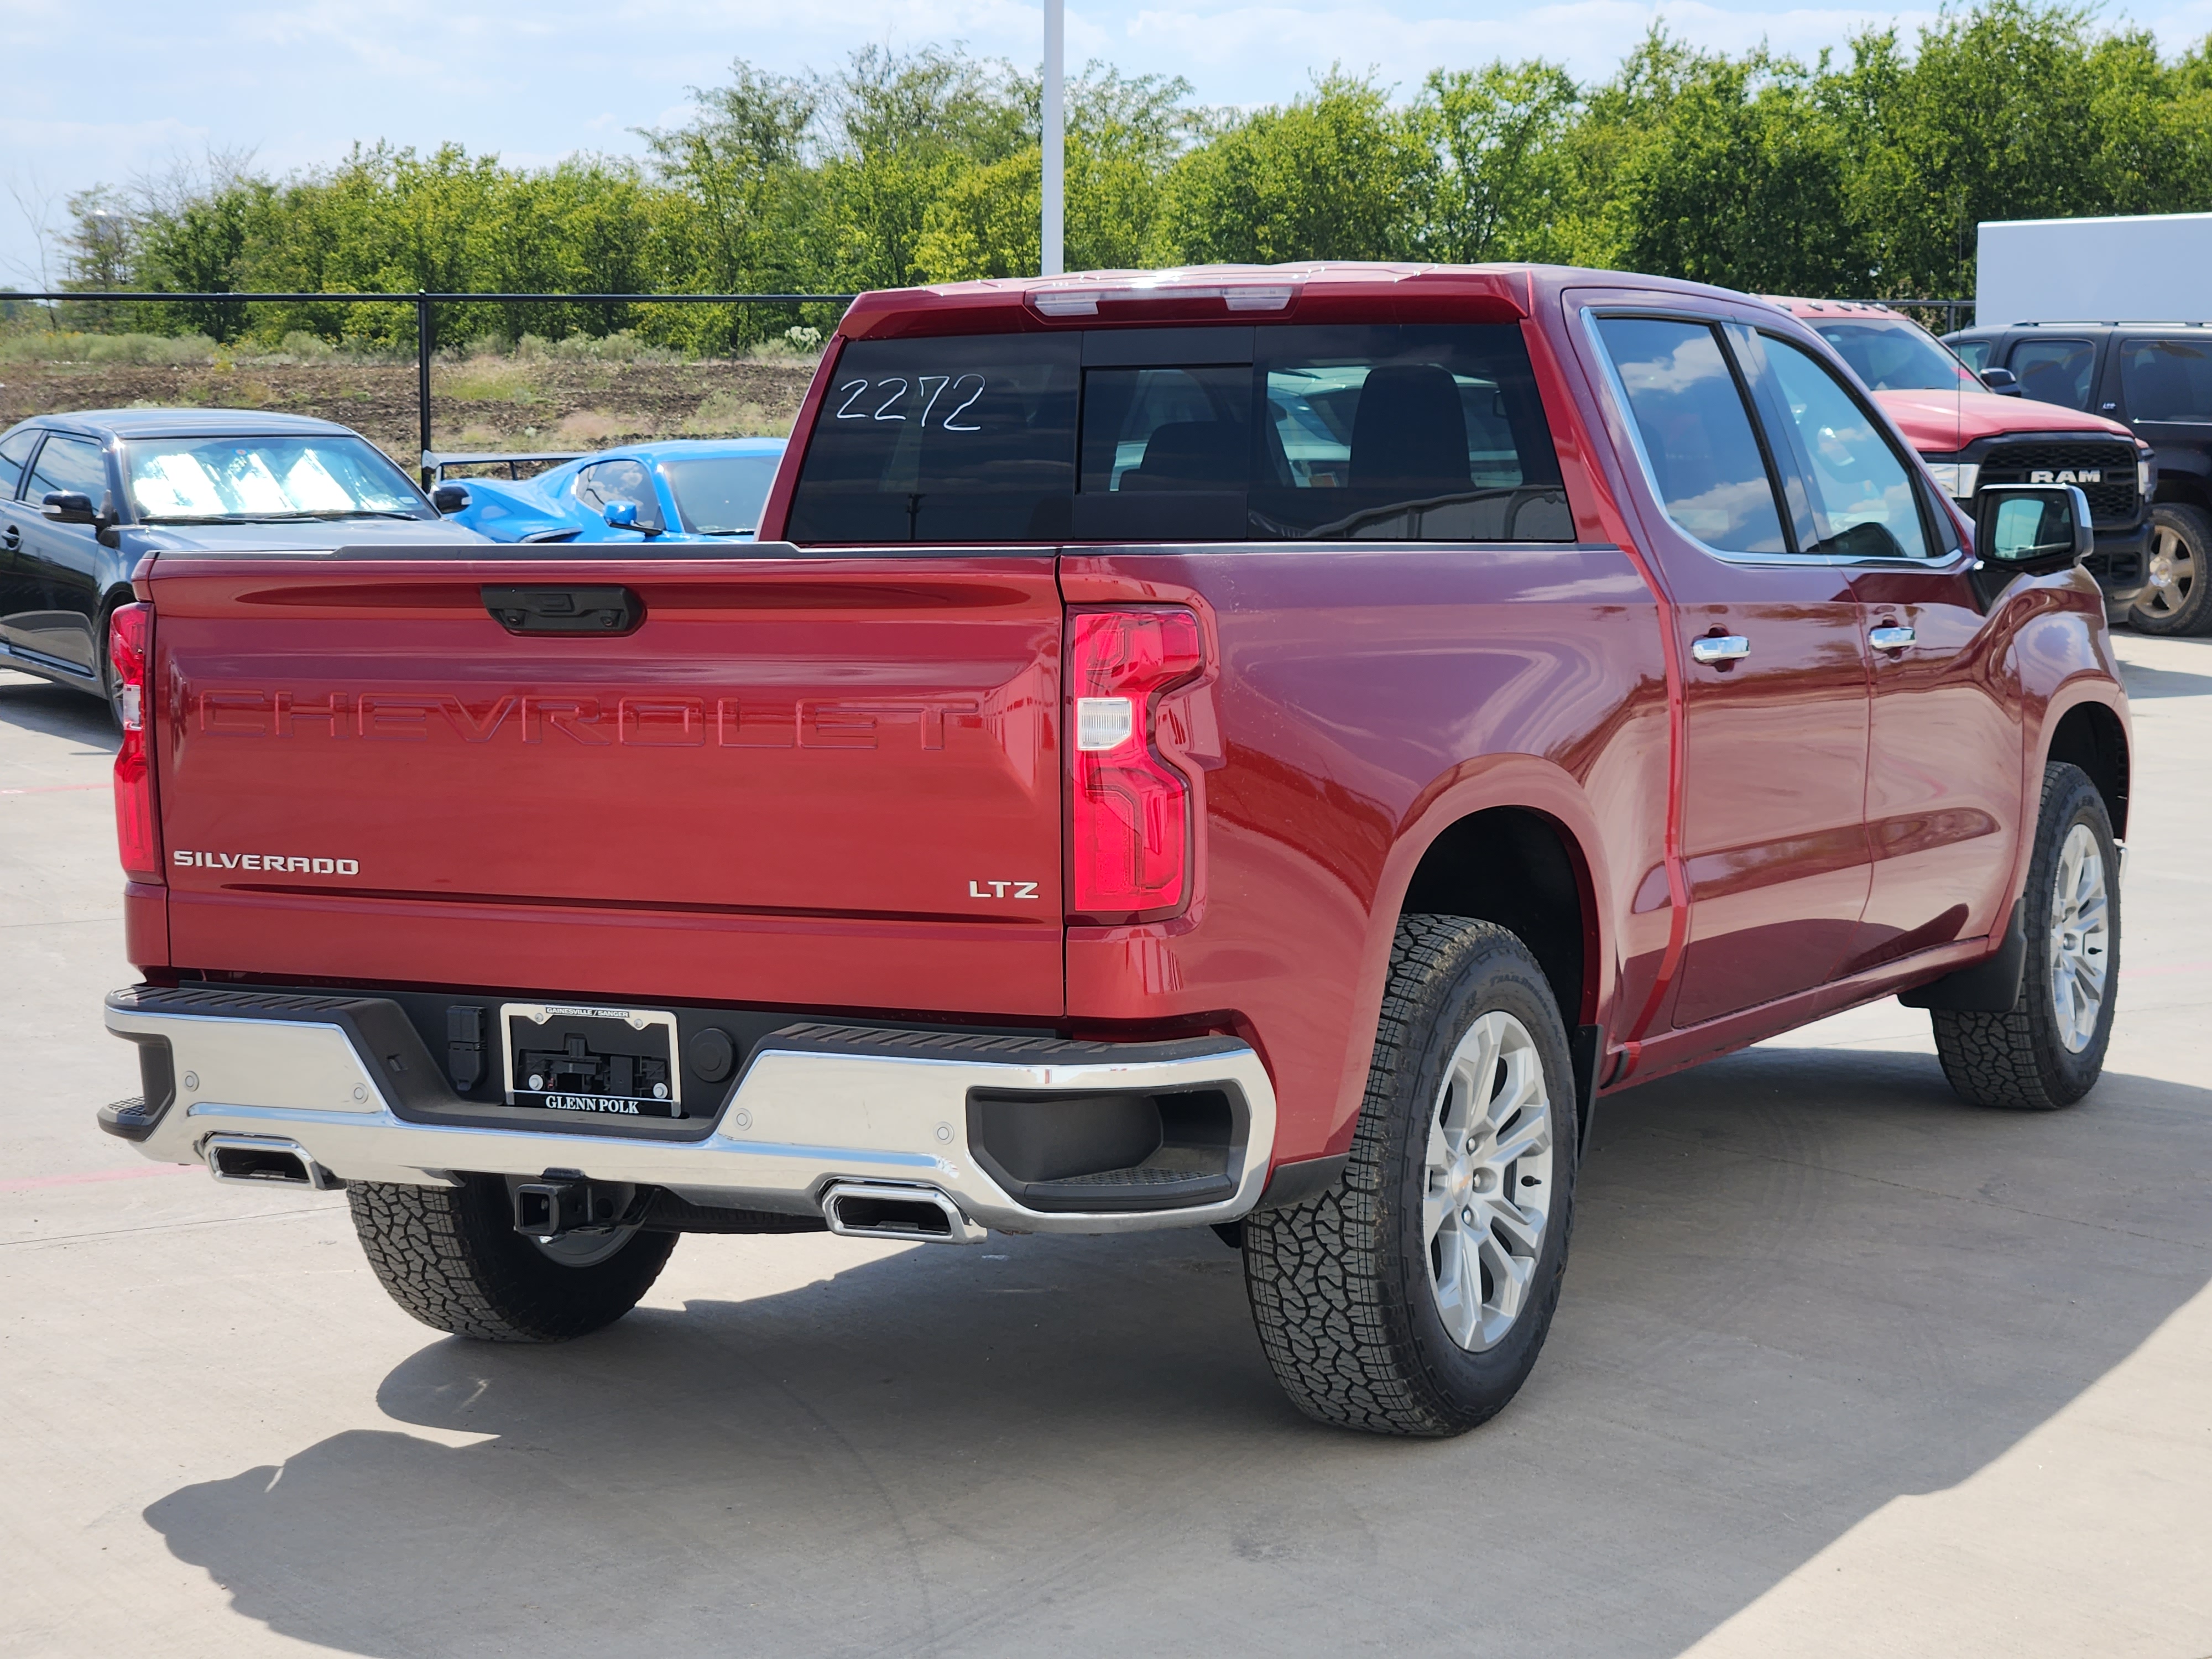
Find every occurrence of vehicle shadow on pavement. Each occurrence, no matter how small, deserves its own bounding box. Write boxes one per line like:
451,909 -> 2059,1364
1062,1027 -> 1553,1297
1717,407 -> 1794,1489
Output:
141,1045 -> 2212,1659
0,671 -> 117,752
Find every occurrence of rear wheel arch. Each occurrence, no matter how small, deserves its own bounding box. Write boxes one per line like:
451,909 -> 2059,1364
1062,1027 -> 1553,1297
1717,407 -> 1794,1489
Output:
1397,805 -> 1597,1030
2151,468 -> 2209,512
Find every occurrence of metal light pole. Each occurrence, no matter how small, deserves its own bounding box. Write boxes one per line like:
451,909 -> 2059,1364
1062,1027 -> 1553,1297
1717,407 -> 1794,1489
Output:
1041,0 -> 1065,276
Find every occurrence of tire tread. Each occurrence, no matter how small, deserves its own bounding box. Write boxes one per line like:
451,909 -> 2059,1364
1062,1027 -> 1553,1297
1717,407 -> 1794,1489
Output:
1242,916 -> 1571,1436
349,1178 -> 675,1343
1931,763 -> 2116,1110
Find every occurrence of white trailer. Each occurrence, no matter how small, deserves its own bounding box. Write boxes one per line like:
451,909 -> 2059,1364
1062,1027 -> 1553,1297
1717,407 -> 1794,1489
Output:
1978,211 -> 2212,326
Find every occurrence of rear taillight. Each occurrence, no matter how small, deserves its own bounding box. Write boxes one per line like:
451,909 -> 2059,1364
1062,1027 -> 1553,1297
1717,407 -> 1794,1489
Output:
1068,608 -> 1203,921
109,603 -> 161,883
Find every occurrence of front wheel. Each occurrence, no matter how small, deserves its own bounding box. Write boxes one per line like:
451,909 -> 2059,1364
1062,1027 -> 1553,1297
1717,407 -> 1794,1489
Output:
1241,916 -> 1577,1436
1931,763 -> 2119,1109
349,1175 -> 677,1342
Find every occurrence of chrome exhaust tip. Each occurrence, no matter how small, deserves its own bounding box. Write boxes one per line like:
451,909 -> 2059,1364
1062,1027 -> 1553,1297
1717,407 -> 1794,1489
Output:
820,1181 -> 983,1245
203,1134 -> 344,1191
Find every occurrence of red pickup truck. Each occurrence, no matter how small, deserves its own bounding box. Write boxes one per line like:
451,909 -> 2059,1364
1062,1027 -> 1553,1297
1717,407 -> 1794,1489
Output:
99,264 -> 2129,1437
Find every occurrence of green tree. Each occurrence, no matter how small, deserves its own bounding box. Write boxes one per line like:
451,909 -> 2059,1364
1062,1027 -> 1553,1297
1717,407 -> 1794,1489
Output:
1607,48 -> 1859,294
1151,71 -> 1430,263
913,67 -> 1197,279
1417,61 -> 1582,263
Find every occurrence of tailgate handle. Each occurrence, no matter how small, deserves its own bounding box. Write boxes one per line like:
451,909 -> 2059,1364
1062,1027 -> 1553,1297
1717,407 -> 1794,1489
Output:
482,585 -> 643,636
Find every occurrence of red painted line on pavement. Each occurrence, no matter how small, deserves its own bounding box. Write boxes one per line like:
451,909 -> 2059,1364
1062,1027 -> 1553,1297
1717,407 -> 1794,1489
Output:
0,1164 -> 196,1193
0,782 -> 106,795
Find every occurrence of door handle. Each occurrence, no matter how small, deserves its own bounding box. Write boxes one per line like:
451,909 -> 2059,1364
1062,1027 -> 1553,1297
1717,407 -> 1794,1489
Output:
2,524 -> 18,551
1869,625 -> 1916,651
1689,634 -> 1750,664
482,585 -> 643,635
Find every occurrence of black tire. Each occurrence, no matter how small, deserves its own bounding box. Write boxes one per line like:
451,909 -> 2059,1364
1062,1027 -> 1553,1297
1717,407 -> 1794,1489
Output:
1932,763 -> 2119,1110
2128,503 -> 2212,635
1241,916 -> 1577,1436
348,1175 -> 677,1342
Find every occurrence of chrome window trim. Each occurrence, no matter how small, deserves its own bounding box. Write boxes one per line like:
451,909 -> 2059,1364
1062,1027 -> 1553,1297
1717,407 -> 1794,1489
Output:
1579,305 -> 1974,574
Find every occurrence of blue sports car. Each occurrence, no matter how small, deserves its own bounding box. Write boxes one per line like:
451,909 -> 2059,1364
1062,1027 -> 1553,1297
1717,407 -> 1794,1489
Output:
432,437 -> 787,544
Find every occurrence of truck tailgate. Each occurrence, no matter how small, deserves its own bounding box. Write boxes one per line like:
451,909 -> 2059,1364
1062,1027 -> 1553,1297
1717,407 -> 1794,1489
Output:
145,551 -> 1063,1018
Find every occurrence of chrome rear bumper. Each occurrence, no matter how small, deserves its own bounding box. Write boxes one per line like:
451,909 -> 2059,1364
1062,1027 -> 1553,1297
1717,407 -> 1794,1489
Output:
103,986 -> 1277,1235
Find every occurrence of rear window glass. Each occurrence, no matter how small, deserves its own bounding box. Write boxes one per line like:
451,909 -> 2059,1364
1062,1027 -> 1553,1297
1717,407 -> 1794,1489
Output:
2120,337 -> 2212,424
1251,326 -> 1569,541
786,336 -> 1081,543
786,325 -> 1571,545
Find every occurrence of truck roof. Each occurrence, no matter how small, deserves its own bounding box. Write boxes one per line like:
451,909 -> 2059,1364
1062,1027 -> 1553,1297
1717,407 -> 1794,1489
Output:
835,262 -> 1762,339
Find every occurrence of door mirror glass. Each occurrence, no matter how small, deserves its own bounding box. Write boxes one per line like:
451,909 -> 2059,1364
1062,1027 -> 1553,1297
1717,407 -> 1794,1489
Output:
1979,366 -> 2021,395
39,490 -> 98,524
1975,484 -> 2091,571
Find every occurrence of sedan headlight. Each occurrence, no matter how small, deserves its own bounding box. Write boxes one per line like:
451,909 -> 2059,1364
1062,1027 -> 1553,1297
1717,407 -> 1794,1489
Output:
1923,461 -> 1978,500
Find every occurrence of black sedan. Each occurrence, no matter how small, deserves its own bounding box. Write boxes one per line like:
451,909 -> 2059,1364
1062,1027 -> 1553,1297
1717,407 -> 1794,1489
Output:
0,408 -> 487,723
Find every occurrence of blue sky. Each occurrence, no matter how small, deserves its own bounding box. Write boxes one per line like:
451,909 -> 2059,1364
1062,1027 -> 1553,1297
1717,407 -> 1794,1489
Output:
6,0 -> 2209,285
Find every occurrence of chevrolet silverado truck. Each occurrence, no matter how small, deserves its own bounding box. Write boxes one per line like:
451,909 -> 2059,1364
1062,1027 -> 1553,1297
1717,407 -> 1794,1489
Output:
97,264 -> 2129,1437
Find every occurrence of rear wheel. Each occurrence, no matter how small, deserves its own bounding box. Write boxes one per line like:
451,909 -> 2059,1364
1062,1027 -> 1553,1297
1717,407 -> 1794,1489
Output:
1931,763 -> 2119,1109
2128,504 -> 2212,635
348,1174 -> 677,1342
1241,916 -> 1576,1436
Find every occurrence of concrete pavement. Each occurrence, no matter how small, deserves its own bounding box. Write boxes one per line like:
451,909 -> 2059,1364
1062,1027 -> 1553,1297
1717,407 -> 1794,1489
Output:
2,632 -> 2208,1659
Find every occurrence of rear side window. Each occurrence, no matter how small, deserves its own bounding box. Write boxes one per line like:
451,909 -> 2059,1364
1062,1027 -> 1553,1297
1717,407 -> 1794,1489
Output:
2010,338 -> 2096,410
786,325 -> 1571,545
1594,316 -> 1788,555
2120,337 -> 2212,423
0,427 -> 38,499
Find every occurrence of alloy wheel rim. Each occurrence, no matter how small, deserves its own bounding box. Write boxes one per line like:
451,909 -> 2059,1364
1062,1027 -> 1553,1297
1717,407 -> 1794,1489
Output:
1422,1010 -> 1554,1352
2048,823 -> 2111,1054
2143,526 -> 2195,618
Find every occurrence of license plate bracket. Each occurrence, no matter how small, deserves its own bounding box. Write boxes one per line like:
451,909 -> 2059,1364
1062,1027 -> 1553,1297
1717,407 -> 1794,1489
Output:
500,1003 -> 682,1119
